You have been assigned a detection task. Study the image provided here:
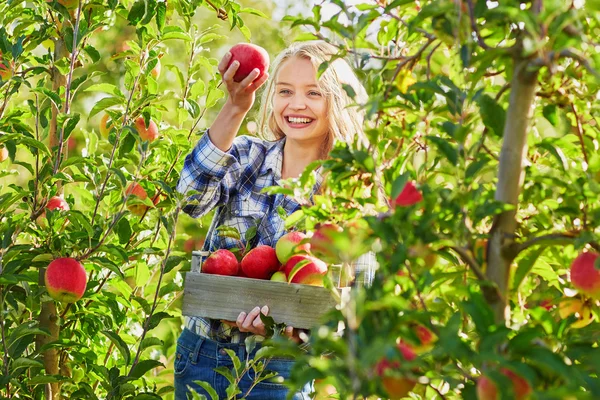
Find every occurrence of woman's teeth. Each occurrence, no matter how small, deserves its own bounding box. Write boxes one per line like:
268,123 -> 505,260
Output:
287,117 -> 313,124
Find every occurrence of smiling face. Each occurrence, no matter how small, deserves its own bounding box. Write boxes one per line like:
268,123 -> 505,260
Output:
273,56 -> 330,146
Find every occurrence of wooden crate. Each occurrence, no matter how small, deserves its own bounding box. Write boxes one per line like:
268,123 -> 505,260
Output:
182,251 -> 349,329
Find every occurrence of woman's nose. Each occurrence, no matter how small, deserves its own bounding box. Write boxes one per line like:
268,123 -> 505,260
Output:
288,95 -> 307,110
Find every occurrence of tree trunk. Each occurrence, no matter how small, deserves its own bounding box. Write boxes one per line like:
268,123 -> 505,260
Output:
36,38 -> 68,400
36,269 -> 60,400
486,58 -> 538,324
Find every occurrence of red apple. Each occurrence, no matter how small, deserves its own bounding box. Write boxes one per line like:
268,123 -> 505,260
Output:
392,181 -> 422,208
125,182 -> 149,216
45,258 -> 87,303
241,245 -> 280,279
47,196 -> 70,212
477,368 -> 531,400
0,147 -> 8,162
376,342 -> 417,400
134,116 -> 159,142
183,238 -> 205,253
283,254 -> 327,285
413,325 -> 437,352
99,114 -> 112,138
309,223 -> 343,262
37,196 -> 70,226
227,43 -> 270,83
275,231 -> 310,264
202,249 -> 239,276
570,252 -> 600,298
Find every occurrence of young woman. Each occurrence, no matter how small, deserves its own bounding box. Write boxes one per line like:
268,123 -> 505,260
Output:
175,41 -> 375,400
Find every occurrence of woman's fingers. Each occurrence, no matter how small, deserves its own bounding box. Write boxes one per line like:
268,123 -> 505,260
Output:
237,305 -> 269,334
222,60 -> 240,83
240,68 -> 261,89
217,52 -> 232,75
247,72 -> 269,92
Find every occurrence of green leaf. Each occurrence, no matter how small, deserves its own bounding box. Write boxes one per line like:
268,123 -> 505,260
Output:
239,7 -> 268,18
164,255 -> 185,274
116,217 -> 132,245
156,1 -> 166,33
216,226 -> 241,240
84,83 -> 125,97
426,135 -> 458,164
89,97 -> 125,119
129,359 -> 164,379
101,330 -> 131,365
146,312 -> 172,331
11,357 -> 43,371
206,88 -> 225,109
139,337 -> 163,352
478,94 -> 506,137
193,381 -> 218,400
245,225 -> 257,244
27,375 -> 69,385
537,141 -> 568,172
513,247 -> 546,290
223,349 -> 241,376
128,1 -> 145,25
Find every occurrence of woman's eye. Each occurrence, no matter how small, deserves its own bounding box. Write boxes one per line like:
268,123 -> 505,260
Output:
279,89 -> 291,94
309,91 -> 322,96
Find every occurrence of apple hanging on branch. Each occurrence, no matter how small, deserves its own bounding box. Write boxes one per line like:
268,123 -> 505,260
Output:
45,258 -> 87,303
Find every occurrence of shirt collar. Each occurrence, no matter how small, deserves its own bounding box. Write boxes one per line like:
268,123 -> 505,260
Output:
260,136 -> 324,196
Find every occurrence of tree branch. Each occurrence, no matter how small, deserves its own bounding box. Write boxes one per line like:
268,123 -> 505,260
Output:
513,232 -> 600,255
446,246 -> 486,281
465,0 -> 491,50
530,49 -> 600,79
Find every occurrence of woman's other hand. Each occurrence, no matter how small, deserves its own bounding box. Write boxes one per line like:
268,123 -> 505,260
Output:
235,305 -> 270,336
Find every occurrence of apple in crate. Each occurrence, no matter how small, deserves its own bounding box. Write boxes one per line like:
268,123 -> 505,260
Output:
276,231 -> 310,264
241,245 -> 280,279
283,255 -> 327,286
202,249 -> 239,276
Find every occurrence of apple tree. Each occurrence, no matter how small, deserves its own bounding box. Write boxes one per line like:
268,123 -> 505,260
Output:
0,0 -> 283,398
265,0 -> 600,399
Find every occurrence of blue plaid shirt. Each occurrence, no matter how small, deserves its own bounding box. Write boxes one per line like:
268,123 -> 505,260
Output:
177,131 -> 376,342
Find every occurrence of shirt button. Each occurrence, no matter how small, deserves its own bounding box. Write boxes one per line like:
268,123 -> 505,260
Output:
219,348 -> 227,355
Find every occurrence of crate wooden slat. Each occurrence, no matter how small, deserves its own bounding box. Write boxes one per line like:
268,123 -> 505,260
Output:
182,251 -> 348,329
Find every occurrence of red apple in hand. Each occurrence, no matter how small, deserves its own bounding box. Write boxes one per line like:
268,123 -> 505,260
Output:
275,231 -> 310,264
376,342 -> 417,400
477,368 -> 531,400
134,116 -> 159,142
227,43 -> 270,83
241,245 -> 280,279
202,249 -> 239,276
45,258 -> 87,303
570,252 -> 600,298
283,255 -> 327,285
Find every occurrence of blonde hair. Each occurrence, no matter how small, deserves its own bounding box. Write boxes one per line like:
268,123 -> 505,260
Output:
258,41 -> 369,158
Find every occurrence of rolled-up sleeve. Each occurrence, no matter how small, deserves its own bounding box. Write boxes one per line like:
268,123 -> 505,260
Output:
176,131 -> 241,218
